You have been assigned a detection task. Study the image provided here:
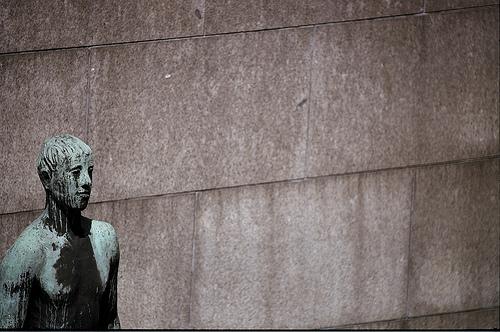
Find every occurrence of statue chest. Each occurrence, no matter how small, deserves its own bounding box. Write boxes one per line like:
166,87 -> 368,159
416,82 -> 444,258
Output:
38,236 -> 107,302
23,235 -> 111,329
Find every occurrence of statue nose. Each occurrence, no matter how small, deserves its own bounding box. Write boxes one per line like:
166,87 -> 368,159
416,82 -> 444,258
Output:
80,171 -> 92,189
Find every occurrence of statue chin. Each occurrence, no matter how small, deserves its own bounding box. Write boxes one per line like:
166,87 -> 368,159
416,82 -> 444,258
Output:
79,200 -> 90,211
73,197 -> 90,211
51,195 -> 90,212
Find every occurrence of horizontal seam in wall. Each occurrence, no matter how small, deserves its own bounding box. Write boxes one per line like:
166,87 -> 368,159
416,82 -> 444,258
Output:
404,305 -> 500,320
423,3 -> 500,14
0,3 -> 497,56
2,154 -> 499,217
324,305 -> 500,329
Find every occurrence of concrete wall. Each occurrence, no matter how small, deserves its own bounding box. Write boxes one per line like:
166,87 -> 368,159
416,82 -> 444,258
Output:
0,0 -> 498,329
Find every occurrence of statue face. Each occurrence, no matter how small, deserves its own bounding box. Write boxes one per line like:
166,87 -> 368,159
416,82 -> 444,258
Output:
48,153 -> 94,211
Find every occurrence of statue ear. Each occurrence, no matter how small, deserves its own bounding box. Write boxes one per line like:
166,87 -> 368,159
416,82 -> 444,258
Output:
40,171 -> 51,190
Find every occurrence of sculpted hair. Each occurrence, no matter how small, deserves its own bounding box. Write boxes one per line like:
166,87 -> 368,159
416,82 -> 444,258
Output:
36,134 -> 92,179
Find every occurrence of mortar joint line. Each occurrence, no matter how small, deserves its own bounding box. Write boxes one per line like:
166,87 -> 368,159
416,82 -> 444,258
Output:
201,0 -> 207,36
420,3 -> 499,14
187,191 -> 200,328
87,48 -> 94,142
405,169 -> 417,318
85,50 -> 92,141
303,25 -> 316,178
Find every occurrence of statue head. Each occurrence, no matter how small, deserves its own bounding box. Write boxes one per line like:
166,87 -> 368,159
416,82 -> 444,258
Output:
37,134 -> 93,211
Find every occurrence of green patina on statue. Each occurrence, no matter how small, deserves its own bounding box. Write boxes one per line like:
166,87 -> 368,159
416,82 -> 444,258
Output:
0,134 -> 120,329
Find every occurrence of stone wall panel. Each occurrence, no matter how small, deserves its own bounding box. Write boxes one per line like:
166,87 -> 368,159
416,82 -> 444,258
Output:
0,50 -> 89,214
0,0 -> 204,53
88,28 -> 311,203
191,170 -> 412,329
307,8 -> 499,177
89,0 -> 204,45
408,159 -> 500,316
0,0 -> 90,53
204,0 -> 423,34
84,194 -> 195,329
0,210 -> 40,262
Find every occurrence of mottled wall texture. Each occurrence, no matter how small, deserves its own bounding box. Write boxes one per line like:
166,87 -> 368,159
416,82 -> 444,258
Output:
0,0 -> 498,329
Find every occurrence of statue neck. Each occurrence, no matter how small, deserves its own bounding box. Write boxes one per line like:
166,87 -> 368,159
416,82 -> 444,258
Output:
44,194 -> 82,236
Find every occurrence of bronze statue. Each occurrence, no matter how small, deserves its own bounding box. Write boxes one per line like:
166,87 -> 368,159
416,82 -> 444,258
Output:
0,135 -> 120,329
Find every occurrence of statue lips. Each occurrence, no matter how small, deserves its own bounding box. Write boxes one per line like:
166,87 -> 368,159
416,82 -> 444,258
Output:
77,191 -> 90,198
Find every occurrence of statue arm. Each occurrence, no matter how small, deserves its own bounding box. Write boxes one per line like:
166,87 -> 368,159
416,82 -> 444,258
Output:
106,255 -> 120,329
100,227 -> 120,329
0,234 -> 39,329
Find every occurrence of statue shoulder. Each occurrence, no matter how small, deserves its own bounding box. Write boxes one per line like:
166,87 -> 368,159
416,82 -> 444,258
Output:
0,218 -> 44,281
90,219 -> 119,259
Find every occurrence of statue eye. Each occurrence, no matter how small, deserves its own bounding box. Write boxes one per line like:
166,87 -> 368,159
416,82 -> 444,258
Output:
71,169 -> 80,176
